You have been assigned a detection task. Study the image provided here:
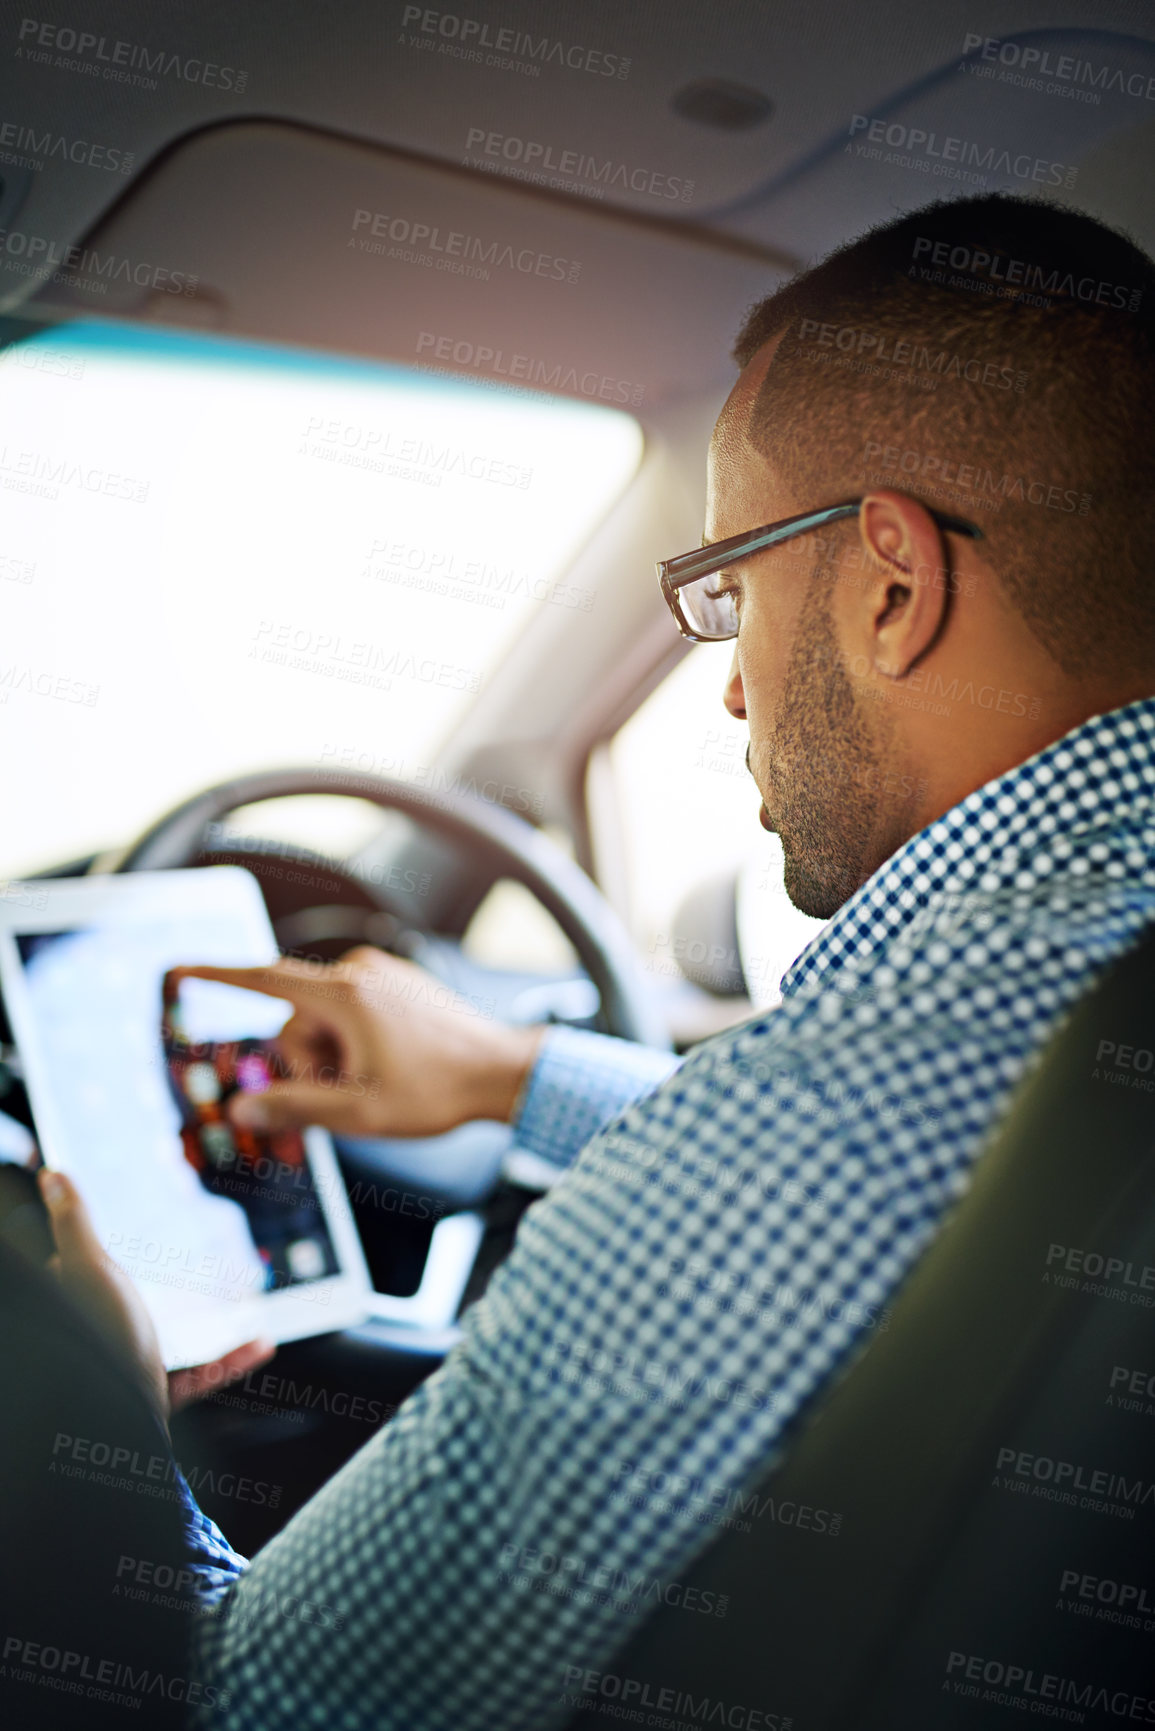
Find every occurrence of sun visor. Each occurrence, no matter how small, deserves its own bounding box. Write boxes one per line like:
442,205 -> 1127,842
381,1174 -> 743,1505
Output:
15,120 -> 794,409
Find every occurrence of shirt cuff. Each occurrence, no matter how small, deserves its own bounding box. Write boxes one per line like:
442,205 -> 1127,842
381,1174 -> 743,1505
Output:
510,1024 -> 682,1172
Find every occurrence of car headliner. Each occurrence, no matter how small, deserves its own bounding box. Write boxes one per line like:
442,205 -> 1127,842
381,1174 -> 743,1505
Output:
6,0 -> 1154,385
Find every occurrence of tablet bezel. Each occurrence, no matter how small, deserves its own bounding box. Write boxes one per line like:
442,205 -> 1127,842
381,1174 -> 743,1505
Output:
0,866 -> 374,1368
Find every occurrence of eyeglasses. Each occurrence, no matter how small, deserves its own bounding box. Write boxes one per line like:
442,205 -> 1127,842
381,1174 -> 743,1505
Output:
657,500 -> 984,643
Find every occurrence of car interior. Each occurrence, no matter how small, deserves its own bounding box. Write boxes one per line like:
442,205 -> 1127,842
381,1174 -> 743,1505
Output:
2,1 -> 1154,1722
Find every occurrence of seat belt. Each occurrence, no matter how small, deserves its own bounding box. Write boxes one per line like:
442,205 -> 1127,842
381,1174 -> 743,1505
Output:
564,919 -> 1155,1731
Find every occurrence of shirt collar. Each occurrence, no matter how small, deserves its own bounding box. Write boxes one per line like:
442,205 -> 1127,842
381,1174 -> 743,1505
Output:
781,693 -> 1155,998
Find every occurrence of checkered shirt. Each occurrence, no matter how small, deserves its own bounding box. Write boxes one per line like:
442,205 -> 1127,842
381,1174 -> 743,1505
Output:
187,695 -> 1155,1731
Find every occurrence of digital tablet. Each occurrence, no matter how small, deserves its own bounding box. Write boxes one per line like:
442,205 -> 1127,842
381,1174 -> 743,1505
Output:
0,867 -> 373,1368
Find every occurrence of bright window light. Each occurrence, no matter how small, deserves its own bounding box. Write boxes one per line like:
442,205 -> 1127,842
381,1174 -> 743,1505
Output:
608,643 -> 826,1007
0,322 -> 642,876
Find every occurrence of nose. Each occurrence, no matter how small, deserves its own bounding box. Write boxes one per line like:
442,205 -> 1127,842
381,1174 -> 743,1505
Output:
723,644 -> 745,719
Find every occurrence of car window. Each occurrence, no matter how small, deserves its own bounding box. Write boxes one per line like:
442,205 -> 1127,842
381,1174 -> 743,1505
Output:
601,643 -> 826,1007
0,322 -> 641,877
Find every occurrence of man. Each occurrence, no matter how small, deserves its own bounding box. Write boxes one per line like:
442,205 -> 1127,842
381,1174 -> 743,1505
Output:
47,191 -> 1155,1729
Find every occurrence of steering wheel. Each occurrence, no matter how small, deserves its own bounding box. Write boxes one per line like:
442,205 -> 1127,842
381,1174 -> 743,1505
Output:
102,767 -> 669,1048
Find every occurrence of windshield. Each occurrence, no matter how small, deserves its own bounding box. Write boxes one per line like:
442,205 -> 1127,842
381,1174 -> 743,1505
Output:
0,322 -> 641,876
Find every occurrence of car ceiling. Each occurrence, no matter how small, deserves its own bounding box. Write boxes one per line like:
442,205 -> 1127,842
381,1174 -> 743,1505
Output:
4,0 -> 1155,402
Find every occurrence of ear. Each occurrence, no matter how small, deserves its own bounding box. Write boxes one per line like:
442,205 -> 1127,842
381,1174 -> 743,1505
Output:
854,491 -> 952,680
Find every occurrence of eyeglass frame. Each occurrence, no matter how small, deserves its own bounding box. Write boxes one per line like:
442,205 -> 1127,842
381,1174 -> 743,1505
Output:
656,500 -> 985,643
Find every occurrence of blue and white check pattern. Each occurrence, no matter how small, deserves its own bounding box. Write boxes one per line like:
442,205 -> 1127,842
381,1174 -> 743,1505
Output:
188,696 -> 1155,1731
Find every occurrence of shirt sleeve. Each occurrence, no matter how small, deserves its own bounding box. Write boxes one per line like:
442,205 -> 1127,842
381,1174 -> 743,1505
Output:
509,1024 -> 683,1170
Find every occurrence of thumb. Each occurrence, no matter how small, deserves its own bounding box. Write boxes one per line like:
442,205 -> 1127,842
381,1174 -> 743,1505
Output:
38,1169 -> 108,1272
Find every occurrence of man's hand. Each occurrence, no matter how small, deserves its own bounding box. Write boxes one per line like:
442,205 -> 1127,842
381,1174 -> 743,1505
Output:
38,1168 -> 275,1423
166,947 -> 546,1139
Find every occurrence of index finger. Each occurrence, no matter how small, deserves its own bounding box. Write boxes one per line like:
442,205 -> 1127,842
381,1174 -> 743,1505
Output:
164,958 -> 338,1009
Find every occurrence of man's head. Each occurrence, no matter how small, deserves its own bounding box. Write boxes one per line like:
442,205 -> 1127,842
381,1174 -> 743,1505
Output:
709,194 -> 1155,917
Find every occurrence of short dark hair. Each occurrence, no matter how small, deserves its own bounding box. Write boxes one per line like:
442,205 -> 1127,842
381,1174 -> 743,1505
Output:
733,194 -> 1155,676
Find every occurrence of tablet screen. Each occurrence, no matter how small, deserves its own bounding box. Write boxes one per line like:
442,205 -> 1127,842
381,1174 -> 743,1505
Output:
11,918 -> 346,1358
160,975 -> 339,1292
